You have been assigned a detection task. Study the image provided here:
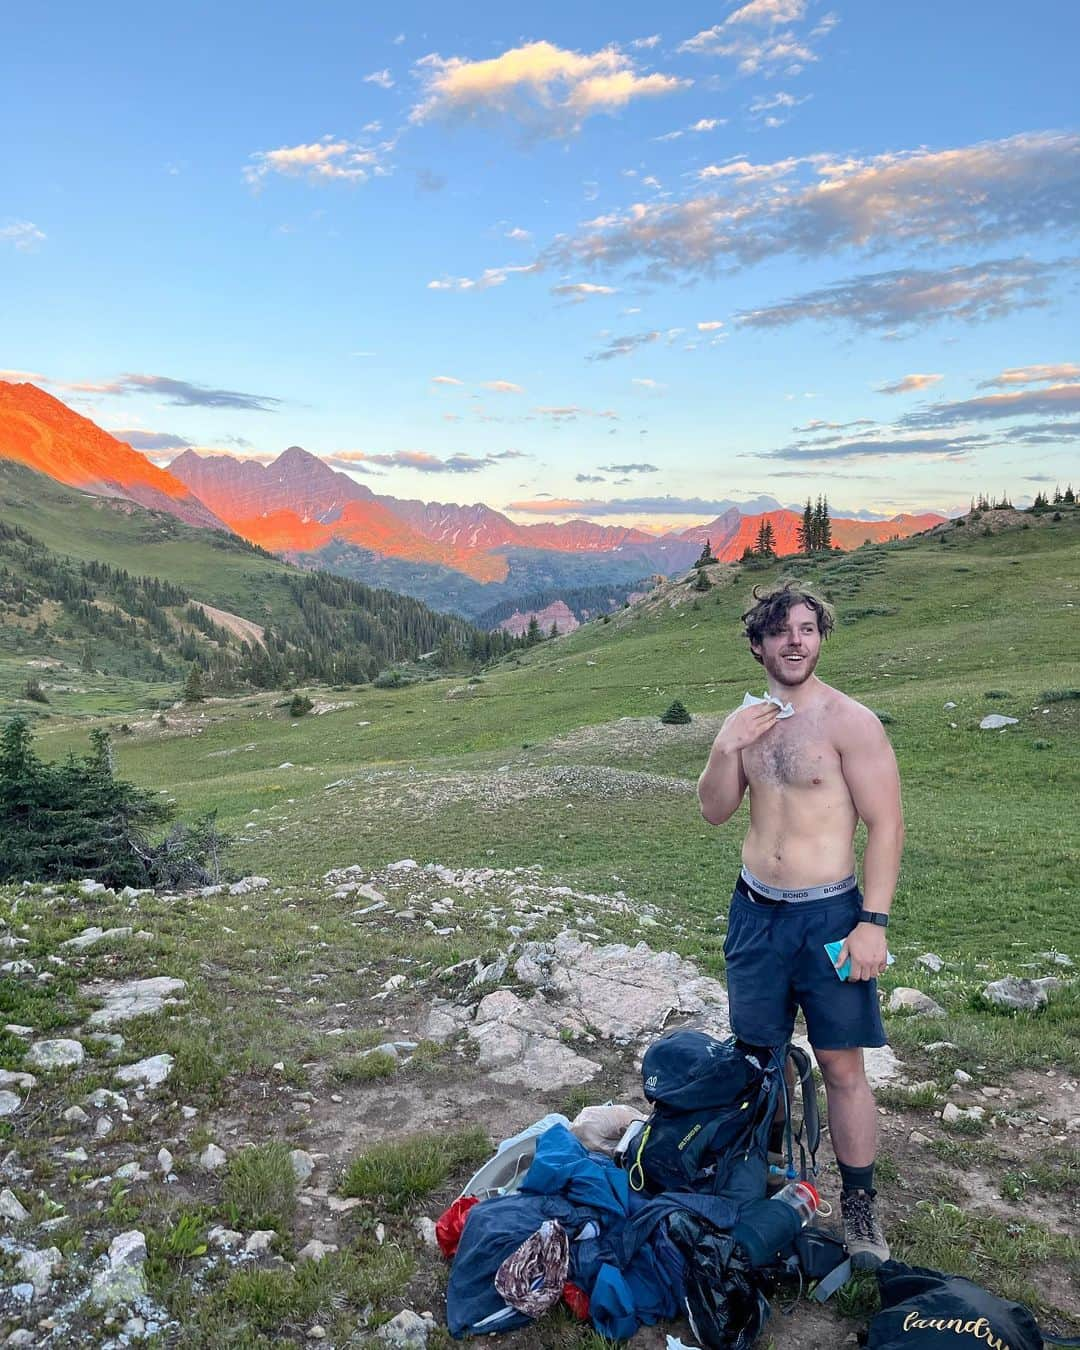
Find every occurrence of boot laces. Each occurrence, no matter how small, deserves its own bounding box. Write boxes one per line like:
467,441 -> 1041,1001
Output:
843,1189 -> 884,1244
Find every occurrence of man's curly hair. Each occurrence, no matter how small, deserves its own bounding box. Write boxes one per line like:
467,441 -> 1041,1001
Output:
741,581 -> 834,665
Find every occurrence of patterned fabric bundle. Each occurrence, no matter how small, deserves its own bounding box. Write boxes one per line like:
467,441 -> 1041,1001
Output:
494,1219 -> 570,1317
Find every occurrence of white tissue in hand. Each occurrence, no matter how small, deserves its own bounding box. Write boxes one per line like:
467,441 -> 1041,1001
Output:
741,691 -> 795,719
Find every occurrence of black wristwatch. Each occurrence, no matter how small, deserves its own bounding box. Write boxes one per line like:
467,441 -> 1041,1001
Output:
859,909 -> 889,928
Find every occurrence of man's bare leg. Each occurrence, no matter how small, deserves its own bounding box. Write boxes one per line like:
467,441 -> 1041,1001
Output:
815,1047 -> 876,1165
815,1046 -> 890,1269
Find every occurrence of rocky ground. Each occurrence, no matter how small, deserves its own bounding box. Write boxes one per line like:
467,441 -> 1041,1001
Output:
0,863 -> 1075,1348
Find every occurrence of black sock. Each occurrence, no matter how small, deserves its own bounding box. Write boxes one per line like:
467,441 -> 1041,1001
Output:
837,1160 -> 875,1195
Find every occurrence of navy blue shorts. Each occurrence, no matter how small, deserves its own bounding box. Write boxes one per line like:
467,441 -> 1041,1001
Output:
723,877 -> 888,1052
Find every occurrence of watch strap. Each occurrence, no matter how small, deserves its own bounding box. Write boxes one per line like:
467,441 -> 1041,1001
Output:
859,909 -> 889,927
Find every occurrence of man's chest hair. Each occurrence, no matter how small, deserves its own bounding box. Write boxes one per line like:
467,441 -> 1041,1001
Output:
743,719 -> 839,790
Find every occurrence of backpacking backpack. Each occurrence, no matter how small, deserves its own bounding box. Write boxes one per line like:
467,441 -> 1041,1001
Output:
627,1030 -> 819,1206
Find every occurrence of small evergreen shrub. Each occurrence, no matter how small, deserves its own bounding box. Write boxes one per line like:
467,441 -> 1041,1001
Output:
288,693 -> 314,717
23,678 -> 48,704
660,699 -> 692,725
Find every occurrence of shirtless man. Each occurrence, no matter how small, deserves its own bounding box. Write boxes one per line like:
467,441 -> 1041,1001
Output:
697,581 -> 903,1269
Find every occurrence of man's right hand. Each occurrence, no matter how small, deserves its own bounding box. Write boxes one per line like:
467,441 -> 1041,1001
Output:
713,702 -> 781,754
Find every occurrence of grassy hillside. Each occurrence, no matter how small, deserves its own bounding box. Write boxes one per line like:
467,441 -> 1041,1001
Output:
0,461 -> 507,716
31,505 -> 1080,955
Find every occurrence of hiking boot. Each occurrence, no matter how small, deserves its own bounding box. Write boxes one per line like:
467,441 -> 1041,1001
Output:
841,1188 -> 889,1270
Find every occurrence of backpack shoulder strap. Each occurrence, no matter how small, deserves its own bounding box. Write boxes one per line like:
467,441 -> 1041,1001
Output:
787,1044 -> 820,1168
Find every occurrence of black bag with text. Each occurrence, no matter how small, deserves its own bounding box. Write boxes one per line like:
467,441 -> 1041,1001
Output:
866,1261 -> 1080,1350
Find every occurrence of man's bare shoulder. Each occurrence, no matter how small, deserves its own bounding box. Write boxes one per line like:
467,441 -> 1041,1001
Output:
816,684 -> 887,737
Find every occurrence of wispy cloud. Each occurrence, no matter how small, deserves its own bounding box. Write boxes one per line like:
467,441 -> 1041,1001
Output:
598,462 -> 658,473
431,374 -> 463,386
244,136 -> 387,186
576,473 -> 607,483
549,134 -> 1080,281
697,319 -> 724,331
329,449 -> 517,474
632,377 -> 667,391
0,221 -> 46,251
748,89 -> 810,126
978,362 -> 1080,388
630,34 -> 662,50
505,226 -> 532,241
735,258 -> 1076,332
876,373 -> 944,396
427,262 -> 541,290
111,429 -> 194,451
87,374 -> 282,411
0,369 -> 47,383
901,383 -> 1080,428
533,405 -> 619,420
363,68 -> 395,88
410,40 -> 688,137
587,330 -> 662,361
482,380 -> 524,393
679,2 -> 829,77
753,433 -> 988,463
550,281 -> 617,301
653,115 -> 725,142
506,494 -> 755,515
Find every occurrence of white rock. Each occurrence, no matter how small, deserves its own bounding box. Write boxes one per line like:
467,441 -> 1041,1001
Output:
16,1246 -> 61,1297
887,988 -> 945,1017
378,1310 -> 430,1348
85,1089 -> 128,1110
115,1053 -> 174,1088
953,1069 -> 973,1085
415,1217 -> 439,1251
199,1143 -> 228,1171
0,1188 -> 30,1222
3,1025 -> 33,1038
60,926 -> 133,951
91,1230 -> 148,1307
229,876 -> 271,895
79,879 -> 109,896
25,1039 -> 85,1071
0,1071 -> 35,1091
63,1105 -> 90,1125
244,1229 -> 275,1254
917,953 -> 944,973
0,1092 -> 21,1117
208,1225 -> 243,1247
982,975 -> 1061,1012
979,714 -> 1019,730
157,1147 -> 174,1174
95,1116 -> 115,1139
84,976 -> 187,1027
290,1149 -> 315,1183
297,1239 -> 338,1262
61,1148 -> 89,1163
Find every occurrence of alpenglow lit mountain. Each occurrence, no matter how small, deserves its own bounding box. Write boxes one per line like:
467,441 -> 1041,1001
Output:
0,382 -> 228,531
0,384 -> 945,621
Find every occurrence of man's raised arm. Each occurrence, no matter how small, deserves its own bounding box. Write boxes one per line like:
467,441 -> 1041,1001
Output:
698,703 -> 779,825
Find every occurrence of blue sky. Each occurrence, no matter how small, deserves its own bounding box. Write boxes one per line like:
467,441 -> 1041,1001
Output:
3,0 -> 1078,525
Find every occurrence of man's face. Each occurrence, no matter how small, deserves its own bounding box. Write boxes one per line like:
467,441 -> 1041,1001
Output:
753,601 -> 822,686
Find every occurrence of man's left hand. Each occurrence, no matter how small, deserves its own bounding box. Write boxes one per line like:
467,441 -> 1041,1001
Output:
836,923 -> 888,982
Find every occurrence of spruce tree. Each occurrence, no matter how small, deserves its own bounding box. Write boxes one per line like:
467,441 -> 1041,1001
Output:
797,499 -> 814,553
695,538 -> 716,567
549,621 -> 559,639
692,568 -> 712,592
182,663 -> 205,703
1065,484 -> 1076,504
754,519 -> 776,558
660,699 -> 692,725
80,642 -> 96,674
525,615 -> 542,646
